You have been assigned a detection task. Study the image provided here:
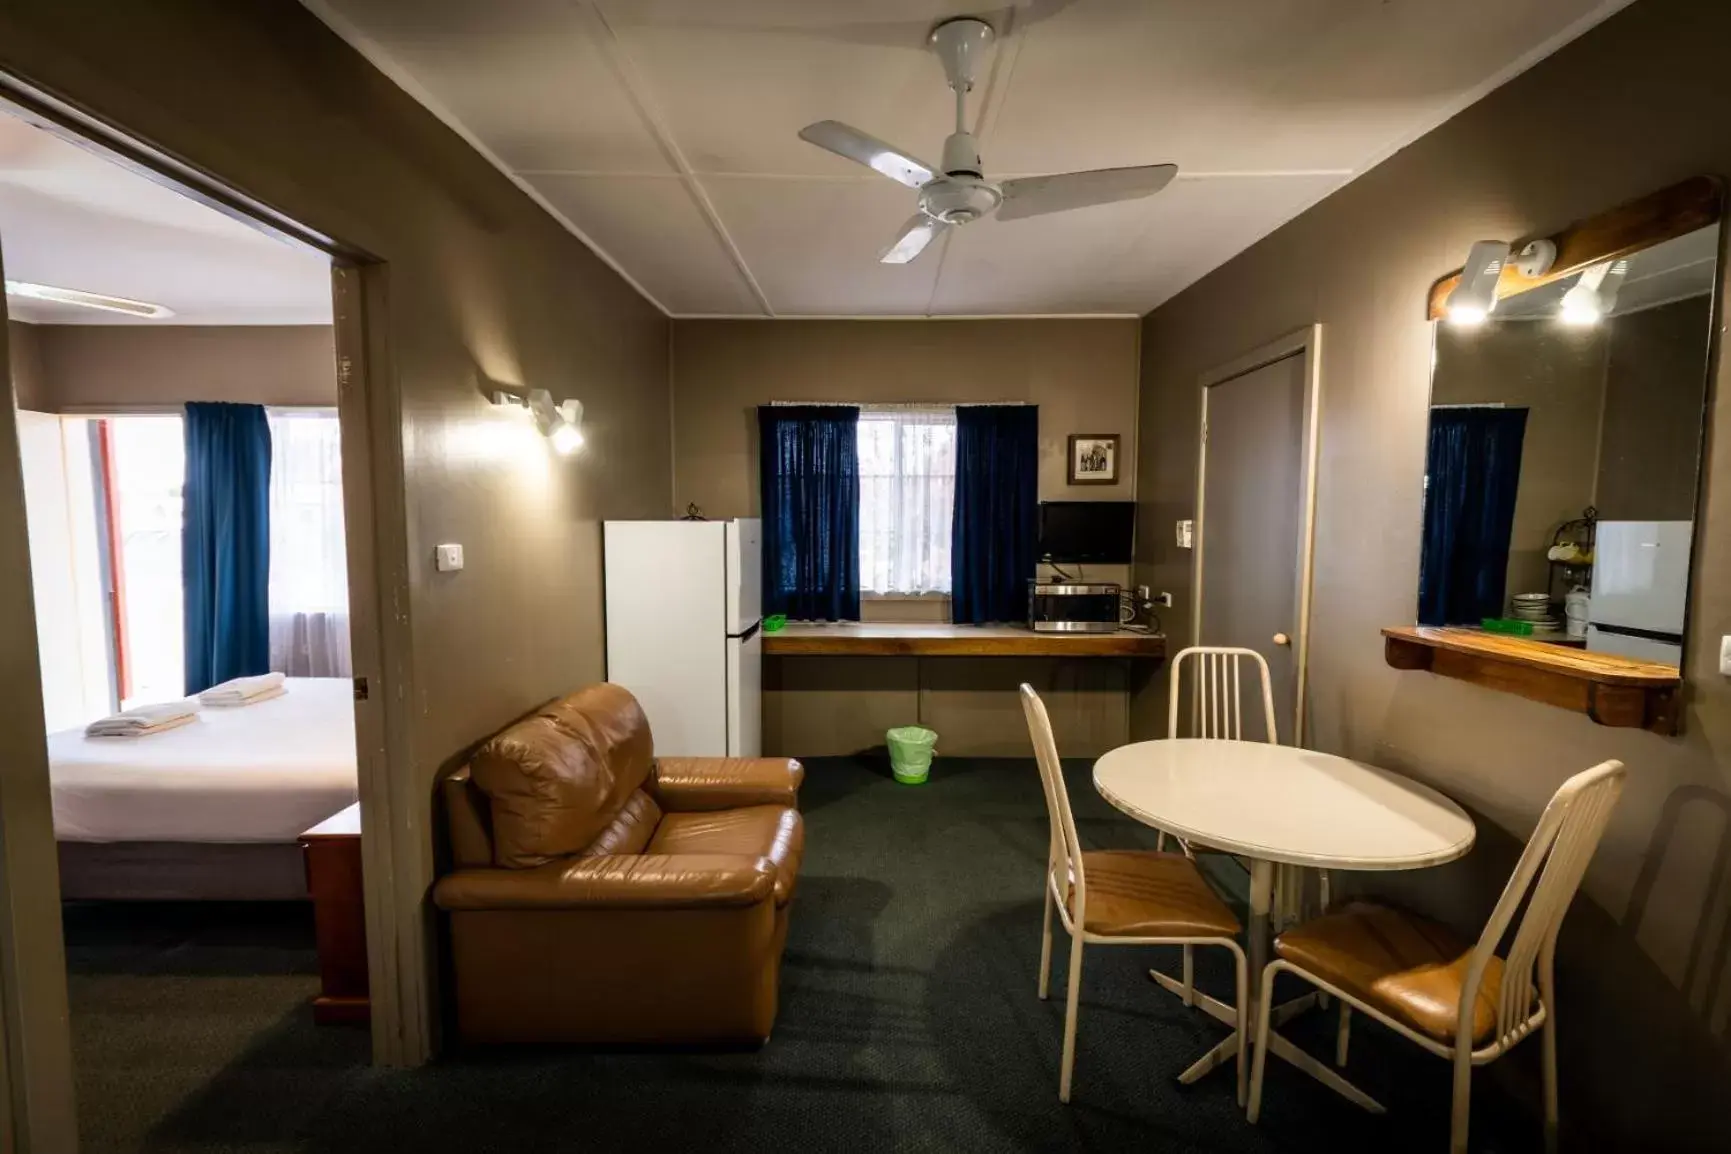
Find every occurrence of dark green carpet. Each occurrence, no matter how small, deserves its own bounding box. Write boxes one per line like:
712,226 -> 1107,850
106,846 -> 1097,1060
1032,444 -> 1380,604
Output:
66,757 -> 1540,1152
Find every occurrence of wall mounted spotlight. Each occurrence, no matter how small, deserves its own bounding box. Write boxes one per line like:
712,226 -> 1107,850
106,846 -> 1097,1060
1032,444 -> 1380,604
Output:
1559,258 -> 1628,326
1444,238 -> 1557,326
528,388 -> 585,455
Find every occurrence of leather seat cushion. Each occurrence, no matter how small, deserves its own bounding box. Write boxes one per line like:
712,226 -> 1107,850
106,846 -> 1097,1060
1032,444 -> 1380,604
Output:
1275,900 -> 1504,1044
648,806 -> 803,907
1069,850 -> 1240,938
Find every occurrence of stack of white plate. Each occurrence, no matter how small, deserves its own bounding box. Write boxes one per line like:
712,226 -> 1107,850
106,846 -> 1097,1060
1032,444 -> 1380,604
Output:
1510,592 -> 1561,634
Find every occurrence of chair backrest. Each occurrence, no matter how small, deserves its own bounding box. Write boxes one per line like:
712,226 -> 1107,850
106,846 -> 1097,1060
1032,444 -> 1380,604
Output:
1168,646 -> 1279,742
1020,684 -> 1086,910
1463,759 -> 1627,1048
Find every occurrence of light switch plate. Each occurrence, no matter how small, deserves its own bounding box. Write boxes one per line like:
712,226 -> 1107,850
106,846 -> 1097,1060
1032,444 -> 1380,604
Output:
435,543 -> 464,573
1176,519 -> 1194,549
1720,634 -> 1731,676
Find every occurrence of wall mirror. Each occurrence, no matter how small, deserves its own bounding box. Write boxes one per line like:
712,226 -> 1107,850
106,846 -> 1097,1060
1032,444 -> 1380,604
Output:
1416,189 -> 1721,677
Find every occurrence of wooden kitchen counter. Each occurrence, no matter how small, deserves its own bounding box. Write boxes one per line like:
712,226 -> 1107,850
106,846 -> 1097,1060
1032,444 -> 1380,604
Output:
763,622 -> 1165,658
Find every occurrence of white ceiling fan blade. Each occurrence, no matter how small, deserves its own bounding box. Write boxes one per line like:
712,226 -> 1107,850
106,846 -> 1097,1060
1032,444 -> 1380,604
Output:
996,164 -> 1179,222
879,215 -> 947,264
798,121 -> 936,189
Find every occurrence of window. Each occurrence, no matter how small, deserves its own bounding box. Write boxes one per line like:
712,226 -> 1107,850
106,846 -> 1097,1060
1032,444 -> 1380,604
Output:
105,416 -> 187,707
267,410 -> 351,676
857,407 -> 956,595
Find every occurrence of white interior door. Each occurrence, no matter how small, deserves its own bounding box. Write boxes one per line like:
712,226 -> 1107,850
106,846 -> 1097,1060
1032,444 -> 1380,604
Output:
1196,339 -> 1318,745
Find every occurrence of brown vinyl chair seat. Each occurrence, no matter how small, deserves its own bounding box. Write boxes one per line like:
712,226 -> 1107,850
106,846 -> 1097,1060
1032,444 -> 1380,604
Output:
648,805 -> 803,906
1274,900 -> 1504,1044
1068,850 -> 1241,939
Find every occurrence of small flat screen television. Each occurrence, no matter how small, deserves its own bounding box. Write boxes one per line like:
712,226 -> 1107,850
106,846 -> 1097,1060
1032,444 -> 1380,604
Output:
1038,501 -> 1135,564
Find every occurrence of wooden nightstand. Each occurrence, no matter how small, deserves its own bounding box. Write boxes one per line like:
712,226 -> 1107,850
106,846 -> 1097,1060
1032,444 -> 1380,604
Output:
300,802 -> 368,1025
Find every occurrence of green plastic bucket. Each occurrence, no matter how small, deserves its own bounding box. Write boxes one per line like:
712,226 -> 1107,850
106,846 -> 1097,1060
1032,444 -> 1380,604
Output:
887,726 -> 938,784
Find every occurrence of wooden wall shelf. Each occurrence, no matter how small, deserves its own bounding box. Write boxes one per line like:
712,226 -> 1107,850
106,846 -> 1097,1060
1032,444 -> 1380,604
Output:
764,623 -> 1166,659
1382,626 -> 1680,734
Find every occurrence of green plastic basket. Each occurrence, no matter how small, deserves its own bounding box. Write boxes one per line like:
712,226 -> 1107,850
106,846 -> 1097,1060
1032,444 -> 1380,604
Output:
887,726 -> 938,784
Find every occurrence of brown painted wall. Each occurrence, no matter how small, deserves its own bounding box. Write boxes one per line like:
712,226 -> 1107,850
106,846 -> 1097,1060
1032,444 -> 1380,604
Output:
671,317 -> 1140,757
27,323 -> 337,410
1131,0 -> 1731,1145
5,320 -> 46,410
669,318 -> 1140,517
0,0 -> 672,1085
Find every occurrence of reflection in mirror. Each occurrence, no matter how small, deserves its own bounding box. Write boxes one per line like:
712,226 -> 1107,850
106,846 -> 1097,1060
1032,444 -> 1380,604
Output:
1418,222 -> 1719,672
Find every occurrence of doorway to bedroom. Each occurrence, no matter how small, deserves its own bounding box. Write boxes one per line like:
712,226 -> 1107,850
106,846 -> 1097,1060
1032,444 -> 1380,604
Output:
1,92 -> 379,1134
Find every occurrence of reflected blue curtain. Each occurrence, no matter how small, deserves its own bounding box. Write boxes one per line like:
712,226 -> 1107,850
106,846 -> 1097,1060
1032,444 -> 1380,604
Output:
951,405 -> 1039,624
758,405 -> 860,621
183,402 -> 272,693
1418,407 -> 1528,626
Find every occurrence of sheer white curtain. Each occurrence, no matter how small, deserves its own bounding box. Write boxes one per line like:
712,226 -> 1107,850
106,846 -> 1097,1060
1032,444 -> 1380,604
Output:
857,407 -> 956,594
267,410 -> 351,677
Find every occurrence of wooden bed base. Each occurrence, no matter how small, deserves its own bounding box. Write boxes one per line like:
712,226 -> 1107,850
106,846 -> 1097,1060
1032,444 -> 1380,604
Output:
57,841 -> 309,901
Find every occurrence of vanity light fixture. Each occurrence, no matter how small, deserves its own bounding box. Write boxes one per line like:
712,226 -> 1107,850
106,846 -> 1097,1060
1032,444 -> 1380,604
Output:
527,388 -> 585,456
1444,239 -> 1556,326
1559,258 -> 1628,326
1444,241 -> 1508,326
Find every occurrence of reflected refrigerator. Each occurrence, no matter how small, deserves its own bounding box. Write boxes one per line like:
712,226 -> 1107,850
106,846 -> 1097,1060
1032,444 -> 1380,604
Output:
1585,520 -> 1691,663
603,519 -> 762,757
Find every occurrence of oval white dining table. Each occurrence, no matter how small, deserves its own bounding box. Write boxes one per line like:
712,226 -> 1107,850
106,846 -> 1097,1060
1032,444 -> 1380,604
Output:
1094,739 -> 1477,1110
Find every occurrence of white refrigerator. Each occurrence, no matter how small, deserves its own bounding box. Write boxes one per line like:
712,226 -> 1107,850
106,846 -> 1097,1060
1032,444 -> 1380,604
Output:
603,519 -> 762,757
1586,520 -> 1691,663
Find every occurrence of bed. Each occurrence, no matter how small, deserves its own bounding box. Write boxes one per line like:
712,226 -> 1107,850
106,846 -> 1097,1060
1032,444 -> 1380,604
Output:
49,677 -> 359,901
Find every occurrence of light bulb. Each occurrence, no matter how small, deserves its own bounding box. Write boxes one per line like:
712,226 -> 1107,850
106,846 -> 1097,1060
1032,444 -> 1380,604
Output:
1559,295 -> 1602,327
1446,304 -> 1487,327
551,422 -> 584,456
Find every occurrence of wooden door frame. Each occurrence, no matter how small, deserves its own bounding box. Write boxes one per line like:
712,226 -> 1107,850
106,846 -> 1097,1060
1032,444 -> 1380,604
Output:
1192,325 -> 1324,747
0,70 -> 426,1148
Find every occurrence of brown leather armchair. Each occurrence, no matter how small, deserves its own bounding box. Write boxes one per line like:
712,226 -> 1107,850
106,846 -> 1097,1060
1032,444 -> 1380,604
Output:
433,683 -> 804,1045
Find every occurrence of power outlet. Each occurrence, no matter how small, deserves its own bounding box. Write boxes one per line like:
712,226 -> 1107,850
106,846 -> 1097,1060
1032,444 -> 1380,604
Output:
1176,519 -> 1195,549
1720,634 -> 1731,676
1155,591 -> 1174,609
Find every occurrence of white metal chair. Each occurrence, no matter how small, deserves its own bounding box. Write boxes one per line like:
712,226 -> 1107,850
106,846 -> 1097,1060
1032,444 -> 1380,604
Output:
1168,645 -> 1280,746
1164,646 -> 1302,988
1020,684 -> 1249,1105
1247,759 -> 1627,1154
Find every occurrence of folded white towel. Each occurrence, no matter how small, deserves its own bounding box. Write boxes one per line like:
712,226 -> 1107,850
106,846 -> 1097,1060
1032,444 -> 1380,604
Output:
198,672 -> 287,707
85,701 -> 198,738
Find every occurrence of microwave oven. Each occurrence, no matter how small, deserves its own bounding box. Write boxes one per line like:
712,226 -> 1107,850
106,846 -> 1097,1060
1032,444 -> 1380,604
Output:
1028,582 -> 1122,633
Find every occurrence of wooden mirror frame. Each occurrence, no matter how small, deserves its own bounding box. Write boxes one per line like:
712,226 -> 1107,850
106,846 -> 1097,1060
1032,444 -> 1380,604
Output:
1396,175 -> 1726,735
1426,175 -> 1723,319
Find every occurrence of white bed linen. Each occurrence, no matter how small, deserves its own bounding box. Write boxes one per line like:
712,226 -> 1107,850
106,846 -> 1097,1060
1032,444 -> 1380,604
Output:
49,677 -> 358,843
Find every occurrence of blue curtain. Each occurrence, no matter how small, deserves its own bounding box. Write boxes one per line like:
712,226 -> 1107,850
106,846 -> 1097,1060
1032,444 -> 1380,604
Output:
183,402 -> 273,693
758,405 -> 860,621
951,405 -> 1039,624
1418,407 -> 1528,626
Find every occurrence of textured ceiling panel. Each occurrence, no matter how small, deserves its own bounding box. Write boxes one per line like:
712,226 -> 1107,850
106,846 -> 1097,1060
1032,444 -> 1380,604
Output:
308,0 -> 1633,315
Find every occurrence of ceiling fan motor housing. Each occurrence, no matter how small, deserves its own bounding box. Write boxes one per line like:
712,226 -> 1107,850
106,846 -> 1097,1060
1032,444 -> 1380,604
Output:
920,174 -> 1001,224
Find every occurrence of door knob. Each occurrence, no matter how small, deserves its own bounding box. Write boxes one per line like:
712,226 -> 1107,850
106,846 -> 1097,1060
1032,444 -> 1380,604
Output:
1273,632 -> 1291,647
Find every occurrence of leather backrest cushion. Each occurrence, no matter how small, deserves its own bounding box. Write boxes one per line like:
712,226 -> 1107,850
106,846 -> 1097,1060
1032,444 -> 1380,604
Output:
580,789 -> 663,857
469,683 -> 656,868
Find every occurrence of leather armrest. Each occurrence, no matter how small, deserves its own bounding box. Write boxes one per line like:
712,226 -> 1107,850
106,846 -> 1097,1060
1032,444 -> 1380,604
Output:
649,757 -> 804,812
433,853 -> 776,911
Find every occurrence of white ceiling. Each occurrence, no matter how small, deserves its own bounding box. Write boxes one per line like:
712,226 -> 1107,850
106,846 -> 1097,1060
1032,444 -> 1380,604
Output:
0,112 -> 332,325
306,0 -> 1634,318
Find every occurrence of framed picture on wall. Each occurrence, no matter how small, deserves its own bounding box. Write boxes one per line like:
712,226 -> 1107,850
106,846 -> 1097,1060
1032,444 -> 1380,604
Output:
1067,434 -> 1120,485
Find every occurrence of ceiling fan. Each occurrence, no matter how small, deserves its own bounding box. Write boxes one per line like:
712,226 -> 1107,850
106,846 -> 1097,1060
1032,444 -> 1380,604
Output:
798,16 -> 1177,264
